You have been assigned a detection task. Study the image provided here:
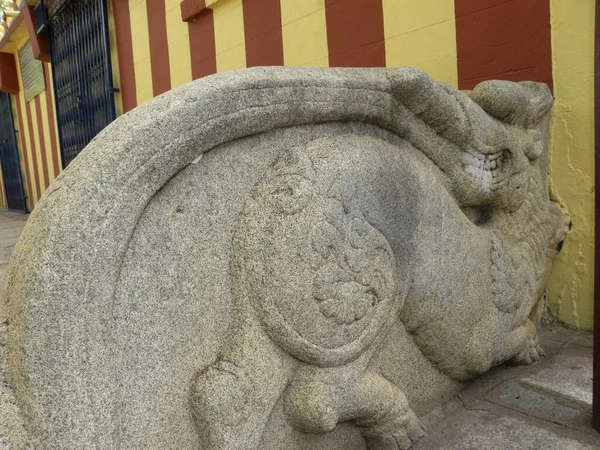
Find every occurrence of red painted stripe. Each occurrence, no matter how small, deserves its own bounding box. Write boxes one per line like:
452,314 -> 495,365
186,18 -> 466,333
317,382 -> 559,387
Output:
13,96 -> 33,209
33,95 -> 50,190
242,0 -> 283,67
43,63 -> 60,178
455,0 -> 553,91
325,0 -> 385,67
181,0 -> 207,22
24,101 -> 41,201
147,0 -> 171,96
188,9 -> 216,79
113,0 -> 137,112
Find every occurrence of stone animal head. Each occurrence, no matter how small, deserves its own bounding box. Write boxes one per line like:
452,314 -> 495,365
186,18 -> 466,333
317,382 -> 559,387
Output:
389,69 -> 553,213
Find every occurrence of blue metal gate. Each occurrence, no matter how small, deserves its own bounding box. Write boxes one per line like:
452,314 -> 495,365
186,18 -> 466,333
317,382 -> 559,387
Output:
44,0 -> 116,168
0,93 -> 27,212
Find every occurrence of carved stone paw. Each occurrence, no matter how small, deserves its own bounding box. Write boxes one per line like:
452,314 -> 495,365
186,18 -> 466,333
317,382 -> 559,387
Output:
510,320 -> 545,365
364,411 -> 426,450
511,342 -> 545,365
283,367 -> 424,449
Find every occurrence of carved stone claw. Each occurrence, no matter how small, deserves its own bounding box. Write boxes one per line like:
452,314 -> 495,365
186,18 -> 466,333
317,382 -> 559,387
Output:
510,320 -> 545,365
365,411 -> 426,450
283,366 -> 424,449
512,343 -> 545,365
366,434 -> 413,450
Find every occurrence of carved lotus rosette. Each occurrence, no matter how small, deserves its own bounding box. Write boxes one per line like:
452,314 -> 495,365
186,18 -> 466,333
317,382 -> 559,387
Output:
232,143 -> 405,367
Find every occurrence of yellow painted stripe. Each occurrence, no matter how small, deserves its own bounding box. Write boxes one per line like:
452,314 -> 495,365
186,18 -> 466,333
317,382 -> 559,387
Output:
281,0 -> 328,67
107,0 -> 124,117
14,52 -> 38,209
38,90 -> 56,184
166,0 -> 192,88
28,99 -> 46,193
0,162 -> 7,208
0,122 -> 6,207
211,0 -> 246,72
382,0 -> 458,86
129,0 -> 153,104
46,65 -> 62,173
10,94 -> 32,212
547,0 -> 595,330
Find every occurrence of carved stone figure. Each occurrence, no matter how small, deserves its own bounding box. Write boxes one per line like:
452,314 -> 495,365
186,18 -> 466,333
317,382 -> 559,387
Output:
1,67 -> 565,449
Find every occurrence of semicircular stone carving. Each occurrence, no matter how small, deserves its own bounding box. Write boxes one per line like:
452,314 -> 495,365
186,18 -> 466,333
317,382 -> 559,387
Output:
1,67 -> 565,449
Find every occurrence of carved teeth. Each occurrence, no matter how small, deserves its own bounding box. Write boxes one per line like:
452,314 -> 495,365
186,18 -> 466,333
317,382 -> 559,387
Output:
462,151 -> 504,182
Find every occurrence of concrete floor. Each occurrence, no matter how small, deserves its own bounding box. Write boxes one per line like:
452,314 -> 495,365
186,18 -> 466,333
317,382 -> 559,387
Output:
0,210 -> 28,282
0,210 -> 597,449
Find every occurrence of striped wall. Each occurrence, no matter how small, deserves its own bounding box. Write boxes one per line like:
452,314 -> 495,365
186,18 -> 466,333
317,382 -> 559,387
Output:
112,0 -> 554,109
547,0 -> 595,330
12,55 -> 61,212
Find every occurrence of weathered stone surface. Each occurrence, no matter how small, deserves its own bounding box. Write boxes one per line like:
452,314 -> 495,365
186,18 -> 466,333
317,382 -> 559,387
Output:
414,408 -> 593,450
0,66 -> 564,448
521,357 -> 593,409
416,328 -> 597,449
487,381 -> 589,429
0,212 -> 30,450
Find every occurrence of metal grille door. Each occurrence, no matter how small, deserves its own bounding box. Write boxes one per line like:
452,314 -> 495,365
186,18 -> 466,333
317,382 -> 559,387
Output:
0,93 -> 26,211
47,0 -> 116,167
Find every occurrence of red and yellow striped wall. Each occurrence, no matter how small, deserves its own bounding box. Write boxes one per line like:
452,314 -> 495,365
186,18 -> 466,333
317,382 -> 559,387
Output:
13,58 -> 62,212
111,0 -> 555,111
0,5 -> 61,212
0,0 -> 594,329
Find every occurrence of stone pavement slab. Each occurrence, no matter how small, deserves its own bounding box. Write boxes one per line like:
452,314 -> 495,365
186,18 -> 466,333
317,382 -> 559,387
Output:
0,212 -> 27,283
521,357 -> 593,409
415,326 -> 599,450
415,402 -> 592,450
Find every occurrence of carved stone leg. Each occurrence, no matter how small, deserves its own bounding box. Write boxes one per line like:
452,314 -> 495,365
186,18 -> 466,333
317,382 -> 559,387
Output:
191,315 -> 298,450
283,355 -> 424,449
462,318 -> 544,379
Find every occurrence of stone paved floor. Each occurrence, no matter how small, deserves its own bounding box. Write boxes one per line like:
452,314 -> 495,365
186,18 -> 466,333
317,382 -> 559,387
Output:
415,325 -> 598,449
0,210 -> 28,282
0,210 -> 597,449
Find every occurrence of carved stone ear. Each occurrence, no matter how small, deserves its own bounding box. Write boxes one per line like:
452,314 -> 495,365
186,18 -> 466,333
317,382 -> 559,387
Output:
468,80 -> 553,128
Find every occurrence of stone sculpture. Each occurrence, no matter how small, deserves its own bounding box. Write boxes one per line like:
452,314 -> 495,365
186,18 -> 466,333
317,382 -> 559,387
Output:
1,67 -> 565,449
